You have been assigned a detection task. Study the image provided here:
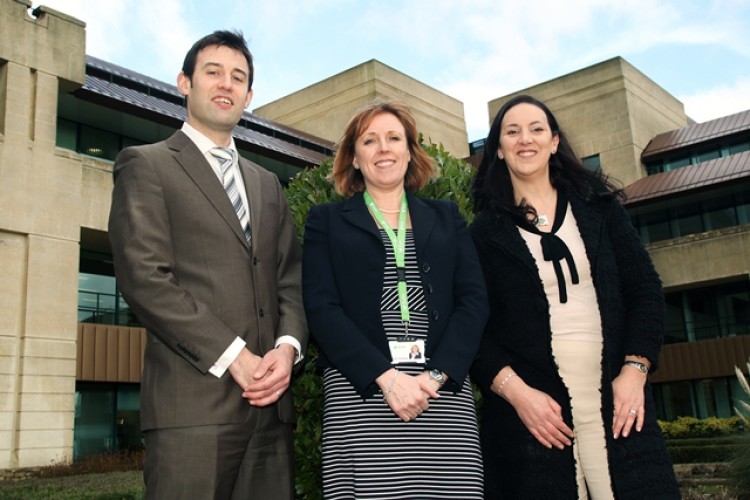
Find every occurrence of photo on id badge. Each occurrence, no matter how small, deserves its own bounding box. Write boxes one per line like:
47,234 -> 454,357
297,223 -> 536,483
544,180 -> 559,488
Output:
389,339 -> 425,364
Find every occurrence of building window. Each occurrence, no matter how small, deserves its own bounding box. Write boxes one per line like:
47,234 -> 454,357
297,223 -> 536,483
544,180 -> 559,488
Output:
637,210 -> 671,243
581,154 -> 601,171
654,376 -> 748,420
57,117 -> 77,150
74,383 -> 142,460
644,136 -> 750,175
79,249 -> 141,327
630,189 -> 750,244
672,202 -> 703,237
469,138 -> 485,157
79,125 -> 121,161
703,197 -> 738,231
654,380 -> 693,420
78,273 -> 138,326
664,280 -> 750,344
55,118 -> 146,162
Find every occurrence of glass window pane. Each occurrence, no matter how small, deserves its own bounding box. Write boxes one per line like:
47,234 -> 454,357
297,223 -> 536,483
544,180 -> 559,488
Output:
582,154 -> 600,171
695,379 -> 718,418
684,288 -> 719,341
79,125 -> 120,161
664,293 -> 687,344
654,381 -> 694,421
728,141 -> 750,155
703,198 -> 737,231
695,149 -> 720,164
116,385 -> 142,452
664,156 -> 691,172
736,191 -> 750,225
121,136 -> 146,149
646,161 -> 664,175
673,203 -> 704,237
74,384 -> 115,460
638,210 -> 672,243
56,118 -> 77,151
717,281 -> 750,337
79,273 -> 117,325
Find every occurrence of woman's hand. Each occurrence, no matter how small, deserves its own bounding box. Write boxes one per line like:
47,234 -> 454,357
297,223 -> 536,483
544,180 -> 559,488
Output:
612,363 -> 648,438
376,369 -> 431,422
499,372 -> 575,450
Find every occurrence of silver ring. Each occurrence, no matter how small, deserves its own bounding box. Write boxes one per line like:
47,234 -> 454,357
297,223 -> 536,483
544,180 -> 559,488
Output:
628,409 -> 637,415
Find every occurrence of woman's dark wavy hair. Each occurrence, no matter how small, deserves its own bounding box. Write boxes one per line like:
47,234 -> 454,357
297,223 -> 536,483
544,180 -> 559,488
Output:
471,94 -> 621,219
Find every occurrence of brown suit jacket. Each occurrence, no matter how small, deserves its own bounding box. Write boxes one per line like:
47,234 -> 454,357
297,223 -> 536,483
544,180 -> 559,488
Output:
108,130 -> 307,431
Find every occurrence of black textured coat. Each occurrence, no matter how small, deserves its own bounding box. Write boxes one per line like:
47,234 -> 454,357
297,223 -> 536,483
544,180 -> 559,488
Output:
470,191 -> 679,499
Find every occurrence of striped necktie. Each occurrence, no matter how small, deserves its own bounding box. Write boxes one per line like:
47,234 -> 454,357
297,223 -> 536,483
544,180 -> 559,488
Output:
210,147 -> 252,245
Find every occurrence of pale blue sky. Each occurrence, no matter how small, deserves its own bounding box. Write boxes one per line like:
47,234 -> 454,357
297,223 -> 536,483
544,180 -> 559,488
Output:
37,0 -> 750,141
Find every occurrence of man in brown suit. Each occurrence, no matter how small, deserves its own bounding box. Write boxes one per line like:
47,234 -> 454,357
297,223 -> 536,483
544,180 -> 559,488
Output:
108,30 -> 307,499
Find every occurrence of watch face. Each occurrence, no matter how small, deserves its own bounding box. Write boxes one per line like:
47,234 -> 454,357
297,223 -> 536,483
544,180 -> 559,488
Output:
627,361 -> 647,373
430,370 -> 444,382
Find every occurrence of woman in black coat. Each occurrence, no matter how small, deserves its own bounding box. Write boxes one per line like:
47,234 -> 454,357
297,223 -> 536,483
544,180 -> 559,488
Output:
470,94 -> 679,499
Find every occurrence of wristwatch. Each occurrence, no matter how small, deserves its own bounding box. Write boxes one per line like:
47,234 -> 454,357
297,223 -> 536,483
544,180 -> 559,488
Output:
624,360 -> 649,374
428,369 -> 446,386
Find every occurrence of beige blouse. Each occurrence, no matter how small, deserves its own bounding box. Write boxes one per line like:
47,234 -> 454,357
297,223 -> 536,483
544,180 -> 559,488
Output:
518,204 -> 603,343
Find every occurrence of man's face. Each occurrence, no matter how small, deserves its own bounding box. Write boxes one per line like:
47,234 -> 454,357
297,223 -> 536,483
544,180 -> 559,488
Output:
177,44 -> 253,143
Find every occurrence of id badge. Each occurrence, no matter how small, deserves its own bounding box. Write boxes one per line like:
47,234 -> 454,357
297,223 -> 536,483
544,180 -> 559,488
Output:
389,338 -> 425,364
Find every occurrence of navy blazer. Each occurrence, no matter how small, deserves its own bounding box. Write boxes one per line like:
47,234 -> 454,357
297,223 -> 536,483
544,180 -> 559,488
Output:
302,191 -> 488,397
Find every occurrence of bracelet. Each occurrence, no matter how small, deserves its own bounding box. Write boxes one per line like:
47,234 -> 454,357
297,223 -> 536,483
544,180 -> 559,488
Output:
496,371 -> 515,396
382,371 -> 399,401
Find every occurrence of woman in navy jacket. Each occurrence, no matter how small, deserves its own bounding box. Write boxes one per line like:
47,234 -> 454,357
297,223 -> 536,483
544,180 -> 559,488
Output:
303,100 -> 488,498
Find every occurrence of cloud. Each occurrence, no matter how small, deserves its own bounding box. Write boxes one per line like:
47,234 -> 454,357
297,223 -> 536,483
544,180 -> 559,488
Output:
681,76 -> 750,122
34,0 -> 130,61
30,0 -> 750,141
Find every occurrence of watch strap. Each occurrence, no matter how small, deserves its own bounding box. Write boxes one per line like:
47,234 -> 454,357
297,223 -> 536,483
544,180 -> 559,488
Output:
624,360 -> 649,373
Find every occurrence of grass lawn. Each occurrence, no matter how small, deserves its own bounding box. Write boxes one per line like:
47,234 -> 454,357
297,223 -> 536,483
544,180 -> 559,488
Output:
0,470 -> 143,500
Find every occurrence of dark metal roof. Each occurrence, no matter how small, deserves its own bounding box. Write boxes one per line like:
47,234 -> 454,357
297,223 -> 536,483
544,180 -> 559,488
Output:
643,109 -> 750,158
624,150 -> 750,205
80,56 -> 334,166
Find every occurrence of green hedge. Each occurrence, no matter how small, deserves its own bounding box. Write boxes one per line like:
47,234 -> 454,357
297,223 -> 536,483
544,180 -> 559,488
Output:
659,416 -> 745,439
287,141 -> 477,500
661,417 -> 748,465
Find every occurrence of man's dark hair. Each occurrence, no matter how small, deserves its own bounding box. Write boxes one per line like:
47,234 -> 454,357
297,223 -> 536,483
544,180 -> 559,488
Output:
181,30 -> 254,89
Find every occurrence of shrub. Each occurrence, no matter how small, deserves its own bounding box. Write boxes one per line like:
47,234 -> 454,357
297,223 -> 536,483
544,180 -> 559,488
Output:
658,416 -> 744,439
286,140 -> 477,499
728,357 -> 750,498
667,442 -> 746,464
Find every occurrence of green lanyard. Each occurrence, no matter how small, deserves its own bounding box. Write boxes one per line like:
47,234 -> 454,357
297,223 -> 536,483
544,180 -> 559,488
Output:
364,191 -> 410,325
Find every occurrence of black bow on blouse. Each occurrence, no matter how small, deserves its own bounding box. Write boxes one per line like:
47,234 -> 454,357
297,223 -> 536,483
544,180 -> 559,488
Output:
518,192 -> 579,303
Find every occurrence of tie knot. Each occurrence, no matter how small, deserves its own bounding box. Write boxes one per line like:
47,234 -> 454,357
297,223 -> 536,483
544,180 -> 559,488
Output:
210,147 -> 236,166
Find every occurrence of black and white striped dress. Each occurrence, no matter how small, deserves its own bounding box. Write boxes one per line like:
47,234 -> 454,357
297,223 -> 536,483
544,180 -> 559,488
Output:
321,229 -> 483,499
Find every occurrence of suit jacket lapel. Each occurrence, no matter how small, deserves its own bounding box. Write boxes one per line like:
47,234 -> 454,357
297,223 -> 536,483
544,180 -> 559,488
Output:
167,131 -> 249,248
238,158 -> 261,248
406,191 -> 435,258
341,191 -> 435,251
341,192 -> 382,240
